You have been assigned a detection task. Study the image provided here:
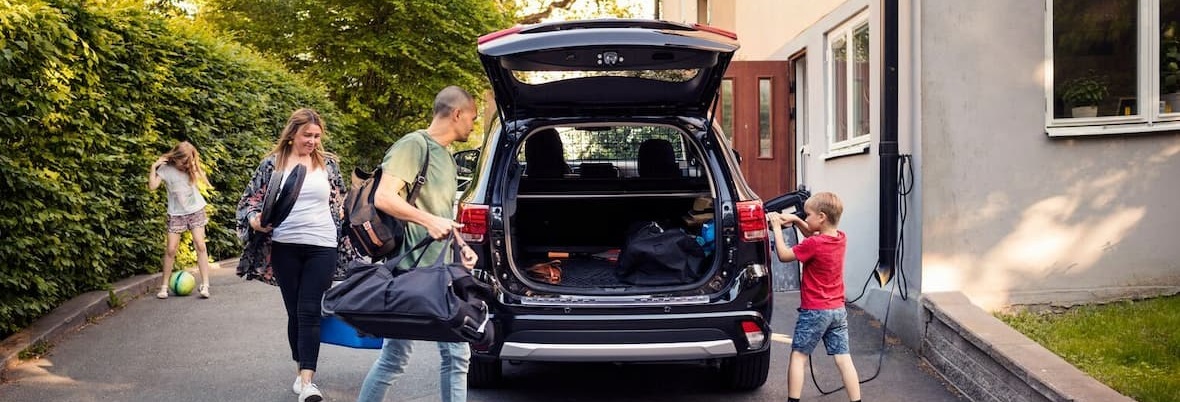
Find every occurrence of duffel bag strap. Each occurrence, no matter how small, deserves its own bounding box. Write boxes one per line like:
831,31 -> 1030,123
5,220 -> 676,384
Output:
381,236 -> 435,271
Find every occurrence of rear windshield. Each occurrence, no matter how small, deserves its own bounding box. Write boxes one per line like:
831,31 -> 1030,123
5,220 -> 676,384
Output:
518,125 -> 704,179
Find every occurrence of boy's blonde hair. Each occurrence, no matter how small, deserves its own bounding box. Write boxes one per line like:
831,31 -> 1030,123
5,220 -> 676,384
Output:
806,192 -> 844,226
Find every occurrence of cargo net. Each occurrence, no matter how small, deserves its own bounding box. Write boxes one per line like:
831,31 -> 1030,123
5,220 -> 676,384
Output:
519,125 -> 705,179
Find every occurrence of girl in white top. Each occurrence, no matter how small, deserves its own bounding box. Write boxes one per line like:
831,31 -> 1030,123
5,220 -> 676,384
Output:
148,141 -> 213,299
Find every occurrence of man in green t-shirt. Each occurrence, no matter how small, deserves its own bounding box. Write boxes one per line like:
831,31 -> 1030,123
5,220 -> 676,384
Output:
359,86 -> 480,402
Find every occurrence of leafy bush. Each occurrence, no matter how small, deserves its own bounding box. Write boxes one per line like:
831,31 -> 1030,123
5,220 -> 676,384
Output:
0,0 -> 354,339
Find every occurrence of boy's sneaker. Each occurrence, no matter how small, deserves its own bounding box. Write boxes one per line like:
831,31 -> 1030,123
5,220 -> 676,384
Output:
291,376 -> 303,394
298,382 -> 323,402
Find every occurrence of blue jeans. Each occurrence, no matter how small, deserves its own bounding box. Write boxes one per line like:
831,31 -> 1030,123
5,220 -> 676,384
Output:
791,307 -> 850,355
356,338 -> 470,402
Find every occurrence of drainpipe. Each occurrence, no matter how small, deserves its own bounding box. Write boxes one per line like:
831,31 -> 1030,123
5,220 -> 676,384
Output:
876,0 -> 900,287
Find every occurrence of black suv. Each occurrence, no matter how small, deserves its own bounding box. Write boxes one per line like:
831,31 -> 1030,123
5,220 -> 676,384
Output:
453,19 -> 773,390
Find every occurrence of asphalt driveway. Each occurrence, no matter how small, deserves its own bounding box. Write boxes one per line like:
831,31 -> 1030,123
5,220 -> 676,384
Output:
0,264 -> 963,401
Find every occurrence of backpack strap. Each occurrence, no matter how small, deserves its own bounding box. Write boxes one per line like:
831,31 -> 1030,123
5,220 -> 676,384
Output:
404,141 -> 431,206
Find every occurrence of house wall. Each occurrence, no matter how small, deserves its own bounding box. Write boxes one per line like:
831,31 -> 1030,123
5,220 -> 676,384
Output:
919,0 -> 1180,310
662,0 -> 930,345
660,0 -> 1180,348
750,0 -> 929,346
658,0 -> 845,60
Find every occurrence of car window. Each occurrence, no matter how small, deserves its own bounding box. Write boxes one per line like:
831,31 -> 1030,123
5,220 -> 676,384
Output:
518,125 -> 703,178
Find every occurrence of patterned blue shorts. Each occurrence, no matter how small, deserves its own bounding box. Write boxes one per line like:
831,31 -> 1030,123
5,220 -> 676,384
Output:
791,307 -> 850,355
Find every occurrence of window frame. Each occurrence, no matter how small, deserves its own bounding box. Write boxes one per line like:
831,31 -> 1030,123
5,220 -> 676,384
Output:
757,76 -> 774,159
825,12 -> 872,155
1045,0 -> 1180,136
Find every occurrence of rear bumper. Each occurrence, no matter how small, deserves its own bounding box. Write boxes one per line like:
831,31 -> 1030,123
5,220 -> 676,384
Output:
483,310 -> 770,362
500,339 -> 736,362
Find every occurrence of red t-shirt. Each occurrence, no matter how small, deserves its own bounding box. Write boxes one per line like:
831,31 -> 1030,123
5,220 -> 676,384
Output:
792,231 -> 847,309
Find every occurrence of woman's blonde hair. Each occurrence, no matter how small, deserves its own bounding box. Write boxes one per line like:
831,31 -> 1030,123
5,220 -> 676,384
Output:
271,108 -> 331,171
163,141 -> 210,188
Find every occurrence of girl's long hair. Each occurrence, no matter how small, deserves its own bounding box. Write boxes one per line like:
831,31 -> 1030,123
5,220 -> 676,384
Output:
163,141 -> 211,188
271,108 -> 331,171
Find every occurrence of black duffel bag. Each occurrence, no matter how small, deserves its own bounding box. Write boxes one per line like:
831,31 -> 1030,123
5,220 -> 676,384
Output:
321,236 -> 494,344
617,221 -> 706,286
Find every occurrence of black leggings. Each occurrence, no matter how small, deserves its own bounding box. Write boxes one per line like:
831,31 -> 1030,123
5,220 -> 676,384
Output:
271,242 -> 337,371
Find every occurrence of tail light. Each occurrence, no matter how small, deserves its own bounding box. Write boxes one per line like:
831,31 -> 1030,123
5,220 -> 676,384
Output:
741,321 -> 766,350
736,200 -> 767,242
457,203 -> 489,243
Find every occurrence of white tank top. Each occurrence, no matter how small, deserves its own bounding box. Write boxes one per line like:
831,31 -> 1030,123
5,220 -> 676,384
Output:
271,166 -> 336,248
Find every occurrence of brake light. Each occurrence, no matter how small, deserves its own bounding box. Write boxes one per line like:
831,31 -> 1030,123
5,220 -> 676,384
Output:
692,23 -> 738,40
736,200 -> 767,242
477,26 -> 523,45
741,321 -> 766,350
457,203 -> 489,243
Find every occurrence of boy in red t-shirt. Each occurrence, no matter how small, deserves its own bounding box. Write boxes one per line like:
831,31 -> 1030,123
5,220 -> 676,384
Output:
768,192 -> 860,402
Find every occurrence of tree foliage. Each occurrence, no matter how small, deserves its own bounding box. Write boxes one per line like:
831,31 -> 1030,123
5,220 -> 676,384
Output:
201,0 -> 514,168
0,0 -> 346,339
509,0 -> 648,24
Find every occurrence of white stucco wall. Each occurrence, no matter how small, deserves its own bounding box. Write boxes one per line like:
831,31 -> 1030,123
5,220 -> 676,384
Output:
660,0 -> 846,60
919,0 -> 1180,310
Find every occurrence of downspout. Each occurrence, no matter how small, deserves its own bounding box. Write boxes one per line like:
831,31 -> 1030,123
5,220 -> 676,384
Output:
876,0 -> 900,287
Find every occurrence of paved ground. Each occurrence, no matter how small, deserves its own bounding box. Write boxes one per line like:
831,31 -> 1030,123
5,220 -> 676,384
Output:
0,265 -> 964,402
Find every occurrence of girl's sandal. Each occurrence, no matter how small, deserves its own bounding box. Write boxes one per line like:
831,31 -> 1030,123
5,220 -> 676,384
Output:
198,284 -> 210,299
156,286 -> 169,299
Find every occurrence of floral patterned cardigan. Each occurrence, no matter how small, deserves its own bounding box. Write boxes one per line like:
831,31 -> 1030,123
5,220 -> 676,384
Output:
235,154 -> 355,285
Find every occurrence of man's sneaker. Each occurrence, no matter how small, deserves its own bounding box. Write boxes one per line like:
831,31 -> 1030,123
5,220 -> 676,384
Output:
298,382 -> 323,402
291,376 -> 303,394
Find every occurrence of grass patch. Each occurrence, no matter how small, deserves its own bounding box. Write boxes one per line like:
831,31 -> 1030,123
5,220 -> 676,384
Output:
107,289 -> 126,309
19,340 -> 51,360
997,295 -> 1180,402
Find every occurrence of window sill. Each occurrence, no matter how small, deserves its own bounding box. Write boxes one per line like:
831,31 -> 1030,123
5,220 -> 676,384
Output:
1046,120 -> 1180,137
824,140 -> 871,160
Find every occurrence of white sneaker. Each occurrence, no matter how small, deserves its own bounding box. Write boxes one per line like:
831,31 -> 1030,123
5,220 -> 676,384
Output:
291,376 -> 303,394
298,382 -> 323,402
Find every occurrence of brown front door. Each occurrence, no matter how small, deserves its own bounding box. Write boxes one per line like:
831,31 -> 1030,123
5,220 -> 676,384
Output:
722,61 -> 794,200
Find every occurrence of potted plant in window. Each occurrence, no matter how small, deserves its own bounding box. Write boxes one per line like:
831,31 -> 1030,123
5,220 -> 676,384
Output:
1161,22 -> 1180,112
1060,71 -> 1108,118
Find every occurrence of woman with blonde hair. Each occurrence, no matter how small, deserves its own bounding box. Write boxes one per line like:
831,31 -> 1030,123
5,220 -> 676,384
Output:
148,141 -> 213,299
236,108 -> 353,402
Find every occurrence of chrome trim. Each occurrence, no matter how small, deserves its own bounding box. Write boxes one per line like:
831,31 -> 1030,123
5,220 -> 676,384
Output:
499,340 -> 737,362
515,192 -> 707,199
745,263 -> 767,279
510,310 -> 764,321
521,294 -> 710,307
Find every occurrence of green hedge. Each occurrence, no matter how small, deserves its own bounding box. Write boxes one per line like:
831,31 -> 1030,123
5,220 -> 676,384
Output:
0,0 -> 355,339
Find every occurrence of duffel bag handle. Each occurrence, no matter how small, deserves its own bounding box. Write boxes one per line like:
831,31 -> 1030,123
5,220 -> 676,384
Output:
380,236 -> 435,271
381,234 -> 466,273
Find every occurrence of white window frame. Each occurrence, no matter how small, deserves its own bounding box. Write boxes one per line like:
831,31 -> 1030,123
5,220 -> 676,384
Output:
825,12 -> 872,155
1046,0 -> 1180,136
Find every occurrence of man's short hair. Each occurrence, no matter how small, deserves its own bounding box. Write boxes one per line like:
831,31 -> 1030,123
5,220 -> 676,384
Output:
807,192 -> 844,226
433,86 -> 474,117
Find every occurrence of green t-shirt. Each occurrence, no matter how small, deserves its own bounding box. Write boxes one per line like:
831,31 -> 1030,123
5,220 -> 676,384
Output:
380,130 -> 458,269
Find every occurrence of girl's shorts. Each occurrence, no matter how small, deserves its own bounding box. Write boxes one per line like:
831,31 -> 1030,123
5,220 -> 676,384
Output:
167,210 -> 208,234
